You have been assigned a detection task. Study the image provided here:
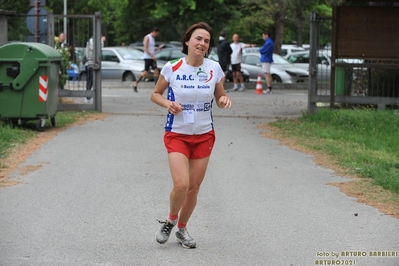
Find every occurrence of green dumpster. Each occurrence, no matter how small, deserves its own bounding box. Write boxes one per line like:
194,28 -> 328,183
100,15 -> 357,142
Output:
0,42 -> 62,131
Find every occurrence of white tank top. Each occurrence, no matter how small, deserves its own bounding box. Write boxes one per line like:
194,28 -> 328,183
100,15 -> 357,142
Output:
143,33 -> 155,59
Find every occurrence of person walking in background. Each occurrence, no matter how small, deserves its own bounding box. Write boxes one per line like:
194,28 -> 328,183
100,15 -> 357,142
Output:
84,35 -> 104,103
230,33 -> 253,92
132,27 -> 163,92
259,31 -> 274,94
150,22 -> 232,249
217,30 -> 232,90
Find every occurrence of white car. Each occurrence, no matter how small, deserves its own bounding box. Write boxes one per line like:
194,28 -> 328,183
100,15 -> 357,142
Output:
241,53 -> 309,83
243,45 -> 308,58
281,44 -> 307,58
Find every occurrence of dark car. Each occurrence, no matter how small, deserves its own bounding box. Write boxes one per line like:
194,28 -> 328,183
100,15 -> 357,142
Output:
154,48 -> 185,65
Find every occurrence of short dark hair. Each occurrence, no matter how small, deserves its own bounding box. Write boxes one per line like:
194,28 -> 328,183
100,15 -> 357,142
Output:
220,30 -> 227,37
181,22 -> 214,56
262,31 -> 271,37
152,27 -> 160,33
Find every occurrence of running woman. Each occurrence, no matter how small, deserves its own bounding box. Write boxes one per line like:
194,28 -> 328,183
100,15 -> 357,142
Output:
150,22 -> 232,249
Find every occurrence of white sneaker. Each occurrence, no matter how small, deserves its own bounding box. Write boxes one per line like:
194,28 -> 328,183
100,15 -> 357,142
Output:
263,89 -> 272,94
238,86 -> 245,92
175,228 -> 196,249
231,85 -> 239,91
156,219 -> 176,244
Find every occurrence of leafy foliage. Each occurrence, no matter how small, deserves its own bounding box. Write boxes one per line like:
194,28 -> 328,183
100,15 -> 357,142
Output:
1,0 -> 331,50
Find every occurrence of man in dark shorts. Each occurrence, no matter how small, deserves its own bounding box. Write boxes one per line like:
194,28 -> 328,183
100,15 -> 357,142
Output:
132,27 -> 163,92
217,30 -> 232,89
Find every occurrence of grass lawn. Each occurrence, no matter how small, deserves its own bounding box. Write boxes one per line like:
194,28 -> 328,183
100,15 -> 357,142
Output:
268,108 -> 399,195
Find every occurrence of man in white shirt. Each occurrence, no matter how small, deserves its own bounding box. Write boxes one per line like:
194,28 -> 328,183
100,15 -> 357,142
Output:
132,27 -> 163,92
230,34 -> 253,91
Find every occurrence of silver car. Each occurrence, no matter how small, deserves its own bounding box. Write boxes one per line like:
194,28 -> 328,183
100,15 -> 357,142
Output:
241,53 -> 309,83
80,47 -> 162,81
286,50 -> 331,80
102,47 -> 158,81
286,50 -> 364,81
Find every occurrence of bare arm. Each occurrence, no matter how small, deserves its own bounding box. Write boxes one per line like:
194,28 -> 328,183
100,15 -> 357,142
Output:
143,36 -> 152,56
214,81 -> 232,109
150,75 -> 182,115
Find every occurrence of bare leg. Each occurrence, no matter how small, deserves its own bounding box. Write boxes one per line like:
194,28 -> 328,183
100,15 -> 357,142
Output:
265,73 -> 272,88
233,71 -> 238,84
168,152 -> 190,216
178,157 -> 210,224
134,70 -> 149,87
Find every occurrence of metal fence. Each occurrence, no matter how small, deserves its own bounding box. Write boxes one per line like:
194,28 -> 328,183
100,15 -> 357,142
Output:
308,12 -> 399,112
5,12 -> 102,111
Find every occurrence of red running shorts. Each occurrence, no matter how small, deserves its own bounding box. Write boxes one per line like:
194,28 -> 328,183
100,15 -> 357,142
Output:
164,130 -> 216,159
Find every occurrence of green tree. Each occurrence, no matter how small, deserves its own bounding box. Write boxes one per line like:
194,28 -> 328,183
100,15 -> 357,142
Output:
1,0 -> 332,51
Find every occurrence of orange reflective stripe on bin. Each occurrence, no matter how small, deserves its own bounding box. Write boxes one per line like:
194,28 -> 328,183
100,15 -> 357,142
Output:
39,76 -> 48,102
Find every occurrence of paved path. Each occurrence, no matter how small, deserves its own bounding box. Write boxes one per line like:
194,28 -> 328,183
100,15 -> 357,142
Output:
1,83 -> 398,266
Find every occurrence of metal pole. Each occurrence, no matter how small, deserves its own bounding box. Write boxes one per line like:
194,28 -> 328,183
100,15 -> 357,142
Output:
308,11 -> 319,113
35,0 -> 39,42
94,11 -> 102,112
47,11 -> 54,47
63,0 -> 67,41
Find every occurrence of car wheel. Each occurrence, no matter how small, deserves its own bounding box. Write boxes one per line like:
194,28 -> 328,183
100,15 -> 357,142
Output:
123,72 -> 135,82
272,74 -> 282,83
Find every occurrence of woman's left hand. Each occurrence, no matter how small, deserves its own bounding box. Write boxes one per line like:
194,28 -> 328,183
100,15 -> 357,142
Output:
218,95 -> 232,109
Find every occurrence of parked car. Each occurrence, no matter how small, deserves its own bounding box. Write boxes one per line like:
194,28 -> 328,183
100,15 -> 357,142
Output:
243,44 -> 308,58
286,50 -> 331,80
242,47 -> 259,54
130,41 -> 179,48
286,50 -> 364,81
239,53 -> 309,83
155,47 -> 249,82
281,44 -> 307,58
79,47 -> 163,81
154,47 -> 185,64
155,47 -> 220,64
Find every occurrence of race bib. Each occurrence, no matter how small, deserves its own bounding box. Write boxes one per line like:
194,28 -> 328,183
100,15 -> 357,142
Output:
183,110 -> 194,124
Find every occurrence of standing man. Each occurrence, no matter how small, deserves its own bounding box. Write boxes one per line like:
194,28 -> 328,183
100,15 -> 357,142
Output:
84,35 -> 105,103
54,32 -> 69,90
217,30 -> 232,90
259,31 -> 274,94
132,27 -> 163,92
230,33 -> 252,91
54,32 -> 68,50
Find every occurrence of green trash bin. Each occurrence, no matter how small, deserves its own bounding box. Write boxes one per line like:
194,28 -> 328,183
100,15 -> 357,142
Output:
0,42 -> 62,131
335,67 -> 346,96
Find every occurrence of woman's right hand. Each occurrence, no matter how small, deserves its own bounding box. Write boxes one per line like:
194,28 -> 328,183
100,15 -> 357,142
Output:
166,101 -> 182,115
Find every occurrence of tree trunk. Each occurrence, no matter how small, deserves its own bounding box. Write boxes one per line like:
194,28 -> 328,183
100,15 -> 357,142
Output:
273,1 -> 286,55
295,0 -> 304,47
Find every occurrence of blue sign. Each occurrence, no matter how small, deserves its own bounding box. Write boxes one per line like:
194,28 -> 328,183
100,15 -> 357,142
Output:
26,7 -> 47,35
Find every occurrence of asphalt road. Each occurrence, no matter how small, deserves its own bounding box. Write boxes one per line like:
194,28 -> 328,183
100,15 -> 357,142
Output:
1,82 -> 398,266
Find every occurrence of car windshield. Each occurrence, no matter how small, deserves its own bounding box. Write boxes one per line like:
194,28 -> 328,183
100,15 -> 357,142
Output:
116,48 -> 143,60
273,54 -> 291,64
